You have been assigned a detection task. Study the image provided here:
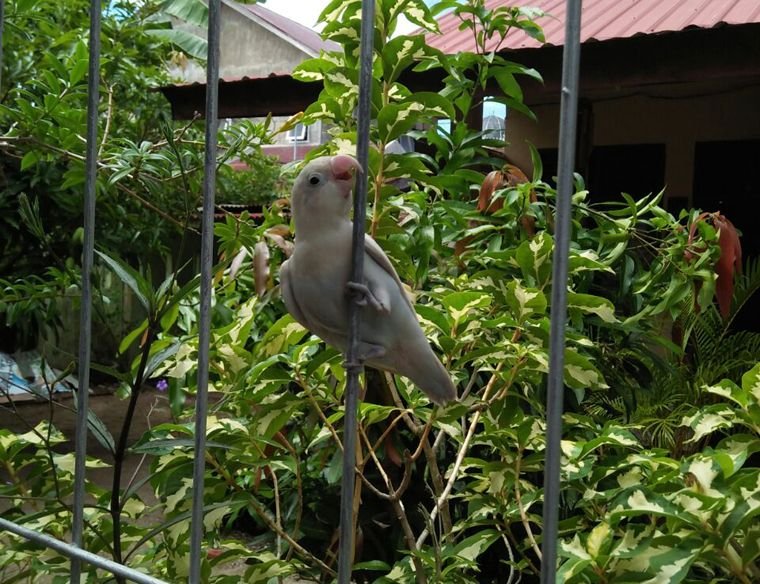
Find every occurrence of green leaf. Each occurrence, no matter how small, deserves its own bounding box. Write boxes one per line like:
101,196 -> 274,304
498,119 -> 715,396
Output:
564,349 -> 607,391
447,529 -> 498,562
324,448 -> 343,485
258,314 -> 309,356
412,91 -> 456,120
681,404 -> 737,442
358,403 -> 397,426
529,142 -> 543,182
292,57 -> 328,82
377,102 -> 424,143
69,58 -> 88,86
382,34 -> 426,83
125,501 -> 237,559
714,435 -> 760,477
131,438 -> 231,455
416,303 -> 451,333
95,250 -> 152,312
557,557 -> 592,583
354,560 -> 391,571
144,340 -> 181,380
244,552 -> 298,583
119,319 -> 148,354
86,409 -> 116,455
611,489 -> 689,523
505,279 -> 546,320
515,232 -> 553,286
492,66 -> 523,101
20,151 -> 40,171
146,28 -> 207,60
61,164 -> 86,190
161,0 -> 208,28
568,249 -> 615,275
567,292 -> 618,323
440,290 -> 491,327
741,362 -> 760,406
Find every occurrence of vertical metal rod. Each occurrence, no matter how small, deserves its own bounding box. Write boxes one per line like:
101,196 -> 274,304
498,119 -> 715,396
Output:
337,1 -> 375,582
0,0 -> 5,91
188,0 -> 220,581
71,0 -> 101,580
541,1 -> 582,582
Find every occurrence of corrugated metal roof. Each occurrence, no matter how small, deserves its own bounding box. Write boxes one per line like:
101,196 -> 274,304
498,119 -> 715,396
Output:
427,0 -> 760,52
166,72 -> 294,89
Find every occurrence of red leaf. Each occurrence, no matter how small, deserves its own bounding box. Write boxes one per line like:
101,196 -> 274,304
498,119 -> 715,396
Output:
478,170 -> 506,213
713,213 -> 742,319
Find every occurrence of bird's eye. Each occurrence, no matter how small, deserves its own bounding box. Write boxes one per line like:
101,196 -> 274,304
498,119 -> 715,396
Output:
308,174 -> 322,186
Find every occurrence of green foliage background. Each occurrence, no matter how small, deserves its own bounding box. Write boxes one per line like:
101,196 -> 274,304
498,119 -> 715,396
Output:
1,1 -> 759,583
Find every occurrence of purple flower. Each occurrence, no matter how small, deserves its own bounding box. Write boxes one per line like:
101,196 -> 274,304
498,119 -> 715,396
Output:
156,379 -> 169,392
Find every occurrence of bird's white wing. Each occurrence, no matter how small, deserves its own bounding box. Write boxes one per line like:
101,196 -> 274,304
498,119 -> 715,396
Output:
363,234 -> 415,313
279,259 -> 311,329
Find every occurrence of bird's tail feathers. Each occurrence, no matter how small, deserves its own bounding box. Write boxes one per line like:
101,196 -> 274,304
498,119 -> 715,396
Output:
395,342 -> 457,406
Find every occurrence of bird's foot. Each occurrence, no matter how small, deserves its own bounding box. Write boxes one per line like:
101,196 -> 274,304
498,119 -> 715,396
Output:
346,281 -> 385,312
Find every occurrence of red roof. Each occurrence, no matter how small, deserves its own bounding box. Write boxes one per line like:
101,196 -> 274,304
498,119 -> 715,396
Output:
428,0 -> 760,53
236,1 -> 338,55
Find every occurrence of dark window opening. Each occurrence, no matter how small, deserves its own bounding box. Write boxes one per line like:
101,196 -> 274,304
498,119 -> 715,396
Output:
587,143 -> 666,204
694,139 -> 760,332
693,139 -> 760,259
537,148 -> 559,187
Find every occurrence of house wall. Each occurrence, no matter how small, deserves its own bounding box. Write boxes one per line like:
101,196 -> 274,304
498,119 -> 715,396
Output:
261,117 -> 325,162
504,83 -> 760,206
169,3 -> 311,83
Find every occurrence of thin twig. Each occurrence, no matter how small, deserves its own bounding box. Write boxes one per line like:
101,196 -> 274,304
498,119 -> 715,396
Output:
514,446 -> 542,560
384,372 -> 424,434
358,428 -> 427,584
272,431 -> 304,563
363,409 -> 407,465
98,85 -> 114,158
415,362 -> 504,549
116,184 -> 200,234
271,466 -> 282,558
122,399 -> 158,503
496,523 -> 515,584
299,377 -> 344,451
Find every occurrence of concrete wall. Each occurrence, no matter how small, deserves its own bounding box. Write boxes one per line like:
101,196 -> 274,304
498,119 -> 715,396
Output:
503,83 -> 760,206
169,3 -> 311,83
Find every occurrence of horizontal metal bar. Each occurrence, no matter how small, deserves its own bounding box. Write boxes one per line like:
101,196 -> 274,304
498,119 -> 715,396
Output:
0,517 -> 168,584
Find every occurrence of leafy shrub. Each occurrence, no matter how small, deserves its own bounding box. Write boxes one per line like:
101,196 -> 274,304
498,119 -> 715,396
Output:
216,147 -> 293,207
1,1 -> 758,583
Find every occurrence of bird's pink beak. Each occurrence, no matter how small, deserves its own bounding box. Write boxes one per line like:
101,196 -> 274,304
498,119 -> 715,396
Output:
330,155 -> 362,186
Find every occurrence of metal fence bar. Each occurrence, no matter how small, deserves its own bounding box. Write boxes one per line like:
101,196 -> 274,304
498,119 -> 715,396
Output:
541,1 -> 583,582
337,0 -> 376,581
0,0 -> 5,90
0,517 -> 167,584
70,0 -> 101,580
188,0 -> 221,581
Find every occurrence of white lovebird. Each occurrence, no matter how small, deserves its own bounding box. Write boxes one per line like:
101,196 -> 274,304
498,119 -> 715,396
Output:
279,154 -> 457,405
